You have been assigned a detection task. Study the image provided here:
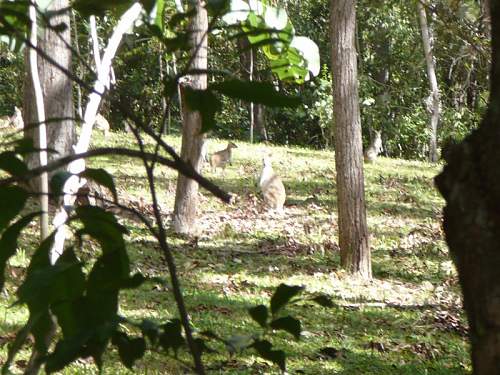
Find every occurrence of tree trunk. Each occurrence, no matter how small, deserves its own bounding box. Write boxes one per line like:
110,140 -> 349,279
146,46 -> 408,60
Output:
417,0 -> 440,163
173,1 -> 208,235
238,37 -> 268,142
24,0 -> 74,192
435,2 -> 500,373
254,103 -> 268,141
330,0 -> 371,279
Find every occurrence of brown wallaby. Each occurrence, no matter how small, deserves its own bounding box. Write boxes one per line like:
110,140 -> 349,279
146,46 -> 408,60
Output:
95,113 -> 110,137
364,130 -> 383,163
210,142 -> 237,172
259,156 -> 286,212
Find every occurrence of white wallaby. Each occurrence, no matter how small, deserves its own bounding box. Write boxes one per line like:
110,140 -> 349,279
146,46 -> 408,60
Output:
364,130 -> 383,163
259,155 -> 286,212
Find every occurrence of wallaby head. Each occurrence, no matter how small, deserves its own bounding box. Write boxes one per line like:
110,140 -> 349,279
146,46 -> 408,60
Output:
262,155 -> 272,169
227,142 -> 238,149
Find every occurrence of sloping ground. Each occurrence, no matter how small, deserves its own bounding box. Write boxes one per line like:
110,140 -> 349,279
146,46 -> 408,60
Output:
0,132 -> 469,374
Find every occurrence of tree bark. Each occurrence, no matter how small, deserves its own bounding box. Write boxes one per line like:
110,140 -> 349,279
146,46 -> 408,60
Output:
330,0 -> 371,279
238,37 -> 268,142
173,0 -> 208,235
417,0 -> 441,163
24,0 -> 75,192
435,2 -> 500,373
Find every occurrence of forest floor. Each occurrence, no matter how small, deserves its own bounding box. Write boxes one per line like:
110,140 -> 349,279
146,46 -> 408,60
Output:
0,131 -> 470,374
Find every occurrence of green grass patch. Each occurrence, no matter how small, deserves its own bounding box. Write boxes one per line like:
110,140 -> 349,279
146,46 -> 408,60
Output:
0,130 -> 469,374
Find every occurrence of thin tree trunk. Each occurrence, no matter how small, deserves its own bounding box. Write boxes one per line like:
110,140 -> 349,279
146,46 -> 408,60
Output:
435,2 -> 500,372
173,1 -> 208,235
51,3 -> 143,263
330,0 -> 371,279
249,48 -> 254,143
159,50 -> 168,133
24,0 -> 75,192
417,0 -> 440,163
238,37 -> 267,142
28,3 -> 49,240
24,4 -> 60,372
71,10 -> 83,119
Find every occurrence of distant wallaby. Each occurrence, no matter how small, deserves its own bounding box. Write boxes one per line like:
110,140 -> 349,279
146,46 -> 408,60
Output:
259,156 -> 286,212
364,130 -> 383,163
0,107 -> 23,129
12,107 -> 23,129
210,142 -> 238,172
95,113 -> 110,137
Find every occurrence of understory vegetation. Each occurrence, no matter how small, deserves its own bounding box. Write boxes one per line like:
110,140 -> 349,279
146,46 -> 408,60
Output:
0,132 -> 469,374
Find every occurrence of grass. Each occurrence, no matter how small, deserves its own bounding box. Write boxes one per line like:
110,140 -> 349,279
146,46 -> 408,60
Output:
0,130 -> 470,374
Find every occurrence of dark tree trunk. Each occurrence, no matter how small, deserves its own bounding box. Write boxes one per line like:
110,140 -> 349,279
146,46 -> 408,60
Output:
330,0 -> 371,279
435,2 -> 500,373
24,0 -> 74,192
173,0 -> 208,235
254,103 -> 267,141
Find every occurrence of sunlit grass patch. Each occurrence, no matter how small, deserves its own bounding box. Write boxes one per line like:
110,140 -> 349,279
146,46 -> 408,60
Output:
0,130 -> 469,374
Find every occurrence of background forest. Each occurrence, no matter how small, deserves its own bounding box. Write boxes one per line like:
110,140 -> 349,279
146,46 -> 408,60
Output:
1,0 -> 489,157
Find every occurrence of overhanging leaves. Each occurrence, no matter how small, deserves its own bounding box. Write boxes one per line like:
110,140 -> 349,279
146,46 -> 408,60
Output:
183,87 -> 222,133
211,79 -> 300,107
79,168 -> 118,203
0,185 -> 29,232
0,212 -> 40,292
0,151 -> 28,177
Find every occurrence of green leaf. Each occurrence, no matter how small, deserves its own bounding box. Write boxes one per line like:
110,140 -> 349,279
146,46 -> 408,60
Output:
50,171 -> 72,199
45,330 -> 94,373
112,331 -> 146,369
270,316 -> 301,340
248,304 -> 268,328
75,205 -> 128,254
0,151 -> 29,177
85,254 -> 125,321
270,284 -> 304,315
12,138 -> 37,154
312,294 -> 335,308
17,257 -> 79,308
0,186 -> 28,232
79,168 -> 118,203
183,88 -> 222,133
211,80 -> 301,107
50,249 -> 86,337
251,339 -> 286,372
0,212 -> 39,292
159,319 -> 185,354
